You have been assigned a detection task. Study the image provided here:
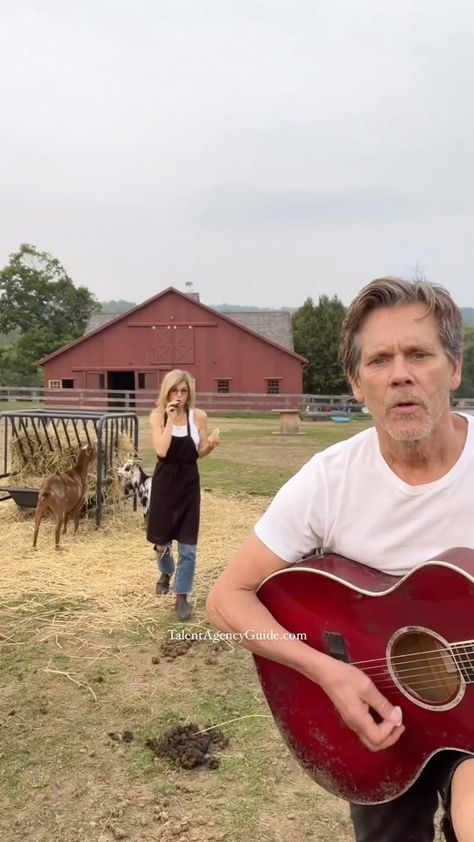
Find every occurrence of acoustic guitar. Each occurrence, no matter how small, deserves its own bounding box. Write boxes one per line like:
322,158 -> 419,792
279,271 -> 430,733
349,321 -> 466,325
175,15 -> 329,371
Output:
253,547 -> 474,804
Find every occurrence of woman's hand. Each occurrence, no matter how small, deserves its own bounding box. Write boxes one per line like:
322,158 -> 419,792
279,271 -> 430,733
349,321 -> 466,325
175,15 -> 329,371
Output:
165,400 -> 179,418
198,427 -> 220,457
207,428 -> 220,449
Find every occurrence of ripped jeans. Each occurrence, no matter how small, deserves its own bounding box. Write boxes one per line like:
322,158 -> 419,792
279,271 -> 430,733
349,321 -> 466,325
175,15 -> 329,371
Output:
155,543 -> 196,595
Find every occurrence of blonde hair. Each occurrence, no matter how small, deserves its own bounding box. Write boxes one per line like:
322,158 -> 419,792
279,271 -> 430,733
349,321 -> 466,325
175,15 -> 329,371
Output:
155,370 -> 196,413
340,276 -> 463,381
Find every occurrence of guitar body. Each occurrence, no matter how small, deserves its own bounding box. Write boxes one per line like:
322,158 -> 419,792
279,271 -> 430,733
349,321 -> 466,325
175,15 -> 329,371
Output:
254,547 -> 474,804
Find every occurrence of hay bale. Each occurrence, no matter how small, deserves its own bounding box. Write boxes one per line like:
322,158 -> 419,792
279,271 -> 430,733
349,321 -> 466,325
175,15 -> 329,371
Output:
5,429 -> 135,507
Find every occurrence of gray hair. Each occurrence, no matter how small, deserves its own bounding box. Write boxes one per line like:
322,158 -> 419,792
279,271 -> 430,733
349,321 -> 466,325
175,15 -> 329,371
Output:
340,276 -> 463,381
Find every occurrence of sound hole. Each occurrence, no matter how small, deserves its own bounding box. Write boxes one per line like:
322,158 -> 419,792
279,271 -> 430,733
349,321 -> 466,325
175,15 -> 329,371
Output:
390,630 -> 461,705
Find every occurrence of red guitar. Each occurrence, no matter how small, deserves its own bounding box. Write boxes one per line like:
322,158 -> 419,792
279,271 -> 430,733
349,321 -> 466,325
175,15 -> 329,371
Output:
253,547 -> 474,804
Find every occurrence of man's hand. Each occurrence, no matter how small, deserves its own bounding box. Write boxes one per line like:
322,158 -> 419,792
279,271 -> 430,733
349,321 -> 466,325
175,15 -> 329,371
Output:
318,659 -> 404,751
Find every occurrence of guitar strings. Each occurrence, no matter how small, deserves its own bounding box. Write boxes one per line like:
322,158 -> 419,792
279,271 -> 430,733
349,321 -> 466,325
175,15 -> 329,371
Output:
343,670 -> 468,691
328,646 -> 474,692
351,645 -> 474,669
363,661 -> 464,677
356,652 -> 470,672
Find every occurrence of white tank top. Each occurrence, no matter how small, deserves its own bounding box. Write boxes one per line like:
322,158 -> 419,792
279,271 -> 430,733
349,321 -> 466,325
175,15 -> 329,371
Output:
172,408 -> 200,450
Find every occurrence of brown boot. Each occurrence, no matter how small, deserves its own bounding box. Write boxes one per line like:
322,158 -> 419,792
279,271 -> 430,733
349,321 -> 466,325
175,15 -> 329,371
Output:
155,573 -> 170,595
175,594 -> 192,621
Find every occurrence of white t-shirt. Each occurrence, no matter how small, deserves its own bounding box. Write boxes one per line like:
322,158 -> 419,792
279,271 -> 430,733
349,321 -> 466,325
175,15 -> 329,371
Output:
254,414 -> 474,575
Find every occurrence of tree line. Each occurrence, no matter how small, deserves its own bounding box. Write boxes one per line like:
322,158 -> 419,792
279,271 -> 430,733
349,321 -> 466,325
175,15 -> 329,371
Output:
292,296 -> 474,397
1,243 -> 473,396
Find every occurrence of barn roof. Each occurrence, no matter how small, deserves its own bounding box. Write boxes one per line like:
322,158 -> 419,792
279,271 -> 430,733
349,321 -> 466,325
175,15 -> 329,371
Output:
224,311 -> 294,351
85,307 -> 295,351
84,313 -> 118,333
39,287 -> 305,365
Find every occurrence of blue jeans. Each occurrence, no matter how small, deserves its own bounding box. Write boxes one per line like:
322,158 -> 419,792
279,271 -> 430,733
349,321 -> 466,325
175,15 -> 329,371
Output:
156,543 -> 196,595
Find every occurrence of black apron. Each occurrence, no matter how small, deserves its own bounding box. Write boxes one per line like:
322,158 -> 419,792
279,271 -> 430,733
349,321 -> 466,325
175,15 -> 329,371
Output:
147,411 -> 200,546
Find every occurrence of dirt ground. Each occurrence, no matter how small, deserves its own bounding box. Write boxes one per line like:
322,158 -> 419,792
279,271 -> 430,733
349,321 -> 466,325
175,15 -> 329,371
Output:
0,486 -> 354,842
0,414 -> 441,842
0,631 -> 354,842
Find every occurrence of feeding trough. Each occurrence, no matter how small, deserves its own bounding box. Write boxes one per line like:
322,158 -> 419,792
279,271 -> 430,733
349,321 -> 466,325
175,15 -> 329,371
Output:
0,409 -> 139,526
0,486 -> 40,508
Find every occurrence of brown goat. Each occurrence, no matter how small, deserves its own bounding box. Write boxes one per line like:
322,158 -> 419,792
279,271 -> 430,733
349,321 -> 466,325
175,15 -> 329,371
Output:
32,444 -> 95,550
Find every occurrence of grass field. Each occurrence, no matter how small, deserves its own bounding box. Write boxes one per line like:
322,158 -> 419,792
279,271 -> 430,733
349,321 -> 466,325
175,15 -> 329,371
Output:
0,415 -> 374,842
140,414 -> 372,496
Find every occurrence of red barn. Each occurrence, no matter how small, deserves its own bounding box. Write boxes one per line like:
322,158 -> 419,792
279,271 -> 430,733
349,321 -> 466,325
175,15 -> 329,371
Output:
39,288 -> 305,402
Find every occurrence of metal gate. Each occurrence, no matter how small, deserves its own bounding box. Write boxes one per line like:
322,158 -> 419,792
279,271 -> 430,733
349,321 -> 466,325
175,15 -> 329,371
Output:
0,409 -> 139,526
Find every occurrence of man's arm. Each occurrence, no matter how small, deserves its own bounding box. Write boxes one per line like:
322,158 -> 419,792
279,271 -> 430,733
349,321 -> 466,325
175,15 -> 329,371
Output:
206,532 -> 404,752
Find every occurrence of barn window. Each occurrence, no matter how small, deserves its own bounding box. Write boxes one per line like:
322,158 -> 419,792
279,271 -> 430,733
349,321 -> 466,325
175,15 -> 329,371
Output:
98,373 -> 105,389
61,379 -> 74,388
266,379 -> 280,395
216,379 -> 230,393
48,380 -> 62,389
138,373 -> 146,389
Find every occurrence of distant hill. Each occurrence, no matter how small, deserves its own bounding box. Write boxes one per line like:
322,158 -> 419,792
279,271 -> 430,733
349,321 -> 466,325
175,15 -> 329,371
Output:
98,301 -> 474,322
461,307 -> 474,325
217,306 -> 474,321
100,300 -> 136,314
98,300 -> 297,315
217,305 -> 474,319
213,303 -> 296,313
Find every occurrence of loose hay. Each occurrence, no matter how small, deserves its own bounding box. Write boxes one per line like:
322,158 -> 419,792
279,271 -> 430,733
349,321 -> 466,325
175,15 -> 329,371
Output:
0,492 -> 268,633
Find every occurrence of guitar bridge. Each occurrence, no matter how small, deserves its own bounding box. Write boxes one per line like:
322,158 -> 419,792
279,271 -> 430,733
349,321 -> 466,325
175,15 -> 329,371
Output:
324,632 -> 350,663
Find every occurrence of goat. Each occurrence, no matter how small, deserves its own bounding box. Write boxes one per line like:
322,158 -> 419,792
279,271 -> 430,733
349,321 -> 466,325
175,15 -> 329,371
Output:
117,458 -> 152,523
32,444 -> 95,551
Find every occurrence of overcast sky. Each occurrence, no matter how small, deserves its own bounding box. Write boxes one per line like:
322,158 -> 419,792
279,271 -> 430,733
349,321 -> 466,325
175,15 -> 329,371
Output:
1,0 -> 474,309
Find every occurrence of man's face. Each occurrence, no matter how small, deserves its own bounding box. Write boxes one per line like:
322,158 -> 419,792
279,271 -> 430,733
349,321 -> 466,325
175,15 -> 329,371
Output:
351,303 -> 462,442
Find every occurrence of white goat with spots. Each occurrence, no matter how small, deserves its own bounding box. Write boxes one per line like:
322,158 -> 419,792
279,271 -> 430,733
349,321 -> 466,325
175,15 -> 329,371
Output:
117,458 -> 152,522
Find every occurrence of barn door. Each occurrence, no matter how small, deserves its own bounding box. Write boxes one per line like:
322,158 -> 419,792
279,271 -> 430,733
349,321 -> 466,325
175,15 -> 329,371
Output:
151,326 -> 194,364
152,328 -> 173,363
86,372 -> 105,389
173,326 -> 194,364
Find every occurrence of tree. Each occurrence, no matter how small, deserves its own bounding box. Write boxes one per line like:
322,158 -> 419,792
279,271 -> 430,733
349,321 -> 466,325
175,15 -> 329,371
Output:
0,244 -> 100,385
0,244 -> 100,335
292,295 -> 348,393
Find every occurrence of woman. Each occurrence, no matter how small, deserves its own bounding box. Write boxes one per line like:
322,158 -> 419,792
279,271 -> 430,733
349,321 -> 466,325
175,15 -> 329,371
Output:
147,369 -> 219,620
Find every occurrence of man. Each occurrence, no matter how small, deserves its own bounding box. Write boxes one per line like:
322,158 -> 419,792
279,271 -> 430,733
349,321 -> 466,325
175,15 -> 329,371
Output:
206,277 -> 474,842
